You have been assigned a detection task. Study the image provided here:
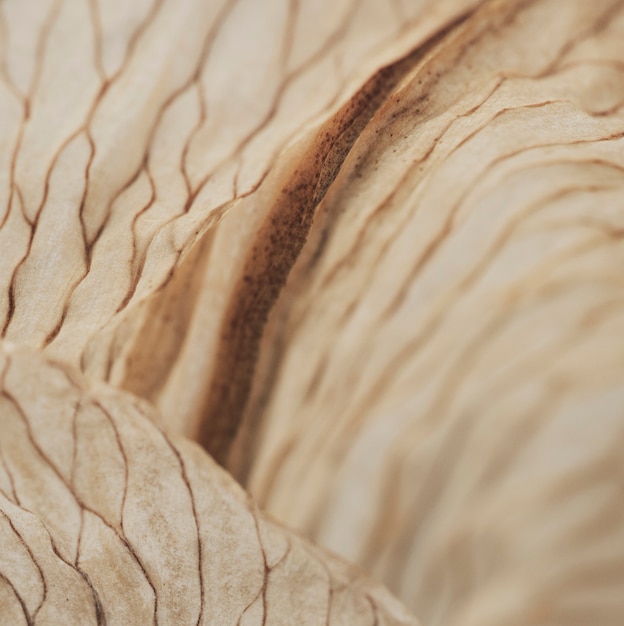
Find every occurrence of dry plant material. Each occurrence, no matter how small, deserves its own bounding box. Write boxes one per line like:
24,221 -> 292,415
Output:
0,0 -> 623,624
0,343 -> 415,624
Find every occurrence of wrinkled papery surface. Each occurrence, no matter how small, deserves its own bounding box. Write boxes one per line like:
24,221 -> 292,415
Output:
1,0 -> 624,624
239,1 -> 624,624
0,342 -> 416,625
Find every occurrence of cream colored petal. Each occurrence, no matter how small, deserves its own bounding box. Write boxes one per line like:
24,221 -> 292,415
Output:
2,0 -> 624,624
0,0 -> 479,385
0,341 -> 416,625
238,1 -> 624,624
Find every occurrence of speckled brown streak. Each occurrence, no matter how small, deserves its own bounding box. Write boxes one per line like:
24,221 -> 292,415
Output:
196,11 -> 475,466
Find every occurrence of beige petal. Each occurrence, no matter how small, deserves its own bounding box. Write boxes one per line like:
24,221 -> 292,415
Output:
0,341 -> 416,625
235,1 -> 624,624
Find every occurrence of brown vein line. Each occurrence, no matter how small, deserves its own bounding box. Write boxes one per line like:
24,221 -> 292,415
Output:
145,243 -> 184,296
0,0 -> 62,233
14,184 -> 28,226
201,9 -> 479,467
75,507 -> 85,567
556,58 -> 624,75
0,570 -> 31,626
73,516 -> 108,623
234,525 -> 292,620
236,583 -> 263,626
85,0 -> 240,323
471,305 -> 623,494
593,99 -> 624,119
72,0 -> 165,237
112,162 -> 155,314
272,537 -> 292,571
158,432 -> 204,626
512,272 -> 624,321
90,400 -> 158,625
364,594 -> 379,626
42,356 -> 85,395
28,0 -> 63,103
255,158 -> 620,493
112,184 -> 238,322
191,0 -> 361,208
76,0 -> 236,240
114,0 -> 448,325
229,0 -> 310,198
43,131 -> 97,347
251,512 -> 269,626
71,402 -> 85,576
319,76 -> 505,296
293,2 -> 624,302
293,0 -> 358,71
42,517 -> 105,625
301,182 -> 622,540
0,444 -> 19,504
536,213 -> 624,238
69,401 -> 80,503
1,366 -> 157,624
234,86 -> 509,477
338,182 -> 618,446
382,114 -> 619,322
373,291 -> 624,583
180,85 -> 202,199
237,530 -> 291,626
80,0 -> 164,235
1,127 -> 83,337
386,397 -> 558,590
115,0 -> 166,82
178,0 -> 244,200
0,348 -> 9,385
0,488 -> 104,624
0,508 -> 47,620
100,325 -> 118,382
239,594 -> 263,626
399,400 -> 623,600
325,582 -> 334,626
535,0 -> 624,78
39,0 -> 167,347
82,568 -> 107,626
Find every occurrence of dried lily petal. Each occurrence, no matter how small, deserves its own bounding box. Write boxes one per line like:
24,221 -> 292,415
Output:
238,1 -> 624,624
2,0 -> 624,624
0,341 -> 417,625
